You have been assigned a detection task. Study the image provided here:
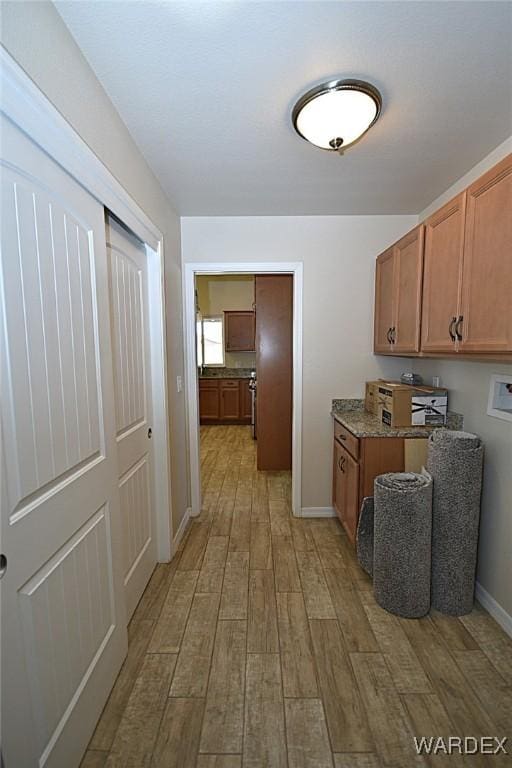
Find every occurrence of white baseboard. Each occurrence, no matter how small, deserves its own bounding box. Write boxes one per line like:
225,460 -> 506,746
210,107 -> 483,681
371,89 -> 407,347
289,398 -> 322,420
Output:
475,581 -> 512,638
299,506 -> 336,518
172,507 -> 191,550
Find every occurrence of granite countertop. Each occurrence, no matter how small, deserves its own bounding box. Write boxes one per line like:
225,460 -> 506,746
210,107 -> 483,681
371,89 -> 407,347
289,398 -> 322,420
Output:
331,399 -> 464,438
199,367 -> 254,379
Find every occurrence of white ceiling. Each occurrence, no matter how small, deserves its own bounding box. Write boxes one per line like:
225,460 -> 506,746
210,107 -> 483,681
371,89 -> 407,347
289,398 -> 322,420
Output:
55,1 -> 512,215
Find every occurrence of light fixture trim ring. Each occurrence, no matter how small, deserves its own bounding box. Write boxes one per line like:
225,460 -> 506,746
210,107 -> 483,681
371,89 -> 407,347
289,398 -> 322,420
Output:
292,78 -> 383,151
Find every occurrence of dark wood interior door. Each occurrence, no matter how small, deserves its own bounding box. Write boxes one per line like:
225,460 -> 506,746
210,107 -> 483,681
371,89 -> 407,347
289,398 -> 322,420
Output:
255,274 -> 293,470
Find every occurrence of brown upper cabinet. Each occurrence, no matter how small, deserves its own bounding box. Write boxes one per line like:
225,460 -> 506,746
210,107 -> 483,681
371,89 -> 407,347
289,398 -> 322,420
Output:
421,192 -> 466,352
421,154 -> 512,355
375,153 -> 512,358
224,310 -> 255,352
458,155 -> 512,353
374,225 -> 424,354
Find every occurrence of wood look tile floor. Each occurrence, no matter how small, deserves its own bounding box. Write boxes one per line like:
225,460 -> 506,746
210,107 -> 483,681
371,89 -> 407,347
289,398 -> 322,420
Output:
82,426 -> 512,768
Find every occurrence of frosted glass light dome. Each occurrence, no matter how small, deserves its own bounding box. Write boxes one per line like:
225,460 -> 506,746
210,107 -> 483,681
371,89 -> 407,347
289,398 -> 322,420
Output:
292,79 -> 382,152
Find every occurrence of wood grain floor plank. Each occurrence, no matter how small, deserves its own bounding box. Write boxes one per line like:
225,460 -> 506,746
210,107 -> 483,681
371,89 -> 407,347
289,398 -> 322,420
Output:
296,550 -> 336,619
200,619 -> 246,754
151,697 -> 204,768
290,518 -> 317,552
105,654 -> 176,767
148,570 -> 199,653
178,523 -> 210,570
273,534 -> 302,592
350,653 -> 424,768
276,592 -> 318,697
196,567 -> 225,593
429,610 -> 479,651
247,569 -> 279,653
90,619 -> 154,751
460,607 -> 512,684
451,649 -> 512,734
250,522 -> 272,569
285,698 -> 333,768
269,498 -> 292,537
401,617 -> 497,739
131,562 -> 177,623
333,756 -> 381,768
197,757 -> 242,768
170,592 -> 221,697
310,619 -> 373,752
244,653 -> 287,768
202,535 -> 229,570
401,693 -> 465,768
80,751 -> 108,768
219,551 -> 249,620
229,499 -> 252,551
360,591 -> 431,693
324,569 -> 378,652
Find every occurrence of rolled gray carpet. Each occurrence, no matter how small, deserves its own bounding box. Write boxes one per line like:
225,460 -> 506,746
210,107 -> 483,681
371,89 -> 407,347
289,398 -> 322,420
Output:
428,430 -> 484,616
374,472 -> 432,618
356,496 -> 374,577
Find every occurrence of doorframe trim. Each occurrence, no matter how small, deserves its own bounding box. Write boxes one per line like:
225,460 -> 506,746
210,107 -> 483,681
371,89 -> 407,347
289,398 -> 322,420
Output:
183,261 -> 303,517
1,48 -> 173,560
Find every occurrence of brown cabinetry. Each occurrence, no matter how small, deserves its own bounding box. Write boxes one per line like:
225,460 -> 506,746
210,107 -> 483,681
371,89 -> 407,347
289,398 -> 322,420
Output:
198,379 -> 219,422
421,192 -> 466,352
374,226 -> 424,354
332,420 -> 405,544
224,311 -> 255,352
458,156 -> 512,353
199,378 -> 252,424
219,380 -> 240,420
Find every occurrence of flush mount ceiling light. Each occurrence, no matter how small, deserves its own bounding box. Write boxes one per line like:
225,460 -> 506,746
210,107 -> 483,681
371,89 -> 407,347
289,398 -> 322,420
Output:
292,78 -> 382,154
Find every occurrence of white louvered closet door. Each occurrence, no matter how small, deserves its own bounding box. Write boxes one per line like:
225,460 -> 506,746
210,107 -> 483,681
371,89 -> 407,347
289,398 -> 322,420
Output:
106,215 -> 156,620
0,115 -> 127,768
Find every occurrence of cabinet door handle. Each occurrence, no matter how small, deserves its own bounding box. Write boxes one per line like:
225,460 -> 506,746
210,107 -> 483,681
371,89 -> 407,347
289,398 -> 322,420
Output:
386,327 -> 392,343
391,326 -> 396,344
455,315 -> 463,341
448,316 -> 457,341
338,456 -> 346,473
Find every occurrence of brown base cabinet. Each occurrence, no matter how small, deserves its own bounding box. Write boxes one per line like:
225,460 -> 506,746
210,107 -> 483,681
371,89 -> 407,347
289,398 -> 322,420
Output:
199,378 -> 252,424
332,419 -> 405,545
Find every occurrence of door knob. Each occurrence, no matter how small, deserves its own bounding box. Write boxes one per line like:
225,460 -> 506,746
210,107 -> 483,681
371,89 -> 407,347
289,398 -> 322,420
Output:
0,554 -> 7,579
147,427 -> 153,439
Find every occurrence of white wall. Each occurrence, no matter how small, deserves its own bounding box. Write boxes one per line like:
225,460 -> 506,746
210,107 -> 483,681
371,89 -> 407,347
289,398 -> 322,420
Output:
1,0 -> 190,540
412,136 -> 512,620
182,215 -> 417,508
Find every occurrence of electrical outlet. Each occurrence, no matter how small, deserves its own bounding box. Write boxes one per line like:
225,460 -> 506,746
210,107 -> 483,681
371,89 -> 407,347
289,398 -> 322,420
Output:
177,375 -> 182,393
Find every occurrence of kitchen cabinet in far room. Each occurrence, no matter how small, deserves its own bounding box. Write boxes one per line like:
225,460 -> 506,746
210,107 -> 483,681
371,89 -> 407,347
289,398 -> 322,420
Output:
224,310 -> 255,352
199,378 -> 252,424
219,380 -> 240,419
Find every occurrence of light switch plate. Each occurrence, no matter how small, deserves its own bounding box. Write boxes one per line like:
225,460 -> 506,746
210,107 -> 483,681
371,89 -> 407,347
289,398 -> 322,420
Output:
487,373 -> 512,422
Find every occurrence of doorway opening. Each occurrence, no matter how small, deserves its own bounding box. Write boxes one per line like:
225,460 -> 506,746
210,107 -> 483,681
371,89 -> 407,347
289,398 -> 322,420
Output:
183,262 -> 303,519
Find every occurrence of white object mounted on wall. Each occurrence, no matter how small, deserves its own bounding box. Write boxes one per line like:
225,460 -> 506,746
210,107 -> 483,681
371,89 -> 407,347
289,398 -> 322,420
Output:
487,373 -> 512,422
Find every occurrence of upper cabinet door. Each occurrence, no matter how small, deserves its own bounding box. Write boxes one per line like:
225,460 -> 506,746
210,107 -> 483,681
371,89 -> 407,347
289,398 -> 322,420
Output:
421,193 -> 466,353
225,310 -> 255,351
393,225 -> 424,353
458,154 -> 512,353
374,247 -> 395,353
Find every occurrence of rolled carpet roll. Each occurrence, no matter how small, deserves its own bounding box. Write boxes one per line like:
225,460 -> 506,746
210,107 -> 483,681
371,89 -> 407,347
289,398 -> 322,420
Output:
374,472 -> 433,618
428,430 -> 484,616
356,496 -> 374,577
